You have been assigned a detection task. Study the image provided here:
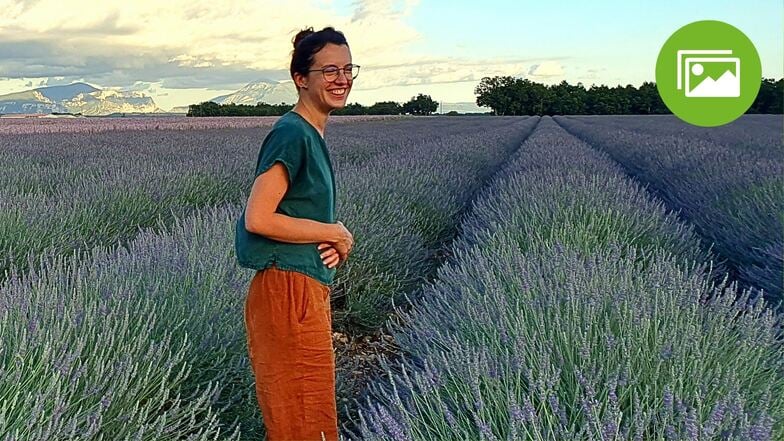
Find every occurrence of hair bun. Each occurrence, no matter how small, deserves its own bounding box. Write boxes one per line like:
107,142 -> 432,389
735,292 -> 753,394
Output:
293,27 -> 315,49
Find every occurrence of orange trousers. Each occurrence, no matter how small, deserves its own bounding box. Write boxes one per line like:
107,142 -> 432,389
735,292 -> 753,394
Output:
244,264 -> 339,441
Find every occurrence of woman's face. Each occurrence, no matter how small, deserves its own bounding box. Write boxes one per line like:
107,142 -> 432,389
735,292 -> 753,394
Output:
296,43 -> 353,113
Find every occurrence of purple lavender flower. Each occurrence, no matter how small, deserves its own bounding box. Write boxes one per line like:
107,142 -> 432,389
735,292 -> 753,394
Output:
508,401 -> 524,425
748,412 -> 773,441
378,406 -> 409,441
601,416 -> 618,440
476,419 -> 499,441
684,407 -> 698,440
522,396 -> 536,423
442,401 -> 458,427
702,400 -> 726,438
663,386 -> 674,416
548,393 -> 568,427
659,343 -> 673,361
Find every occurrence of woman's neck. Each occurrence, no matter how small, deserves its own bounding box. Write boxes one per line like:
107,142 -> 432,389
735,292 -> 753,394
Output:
292,101 -> 327,138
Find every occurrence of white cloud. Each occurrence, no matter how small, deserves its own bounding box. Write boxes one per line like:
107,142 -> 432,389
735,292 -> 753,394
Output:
527,61 -> 564,78
0,0 -> 566,105
351,0 -> 419,22
0,0 -> 425,88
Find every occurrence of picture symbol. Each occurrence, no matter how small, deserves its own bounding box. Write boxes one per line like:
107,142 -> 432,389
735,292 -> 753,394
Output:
676,49 -> 740,98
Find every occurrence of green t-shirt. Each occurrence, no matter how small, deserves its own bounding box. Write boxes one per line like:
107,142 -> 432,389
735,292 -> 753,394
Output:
235,110 -> 337,286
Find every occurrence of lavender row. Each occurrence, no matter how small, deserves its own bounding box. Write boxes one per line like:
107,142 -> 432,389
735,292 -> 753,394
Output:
555,115 -> 784,306
0,116 -> 516,282
347,117 -> 783,440
0,117 -> 537,439
331,117 -> 539,329
0,205 -> 247,440
565,114 -> 782,151
0,114 -> 403,135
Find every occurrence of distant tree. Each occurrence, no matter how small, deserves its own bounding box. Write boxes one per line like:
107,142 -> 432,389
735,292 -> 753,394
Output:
402,93 -> 438,115
185,77 -> 781,117
749,78 -> 783,113
475,76 -> 515,115
332,102 -> 367,115
633,81 -> 668,114
548,80 -> 586,115
188,101 -> 221,116
477,77 -> 564,115
368,101 -> 403,115
475,75 -> 782,116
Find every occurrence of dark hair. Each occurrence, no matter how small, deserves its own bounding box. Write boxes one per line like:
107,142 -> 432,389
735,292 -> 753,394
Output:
290,26 -> 349,91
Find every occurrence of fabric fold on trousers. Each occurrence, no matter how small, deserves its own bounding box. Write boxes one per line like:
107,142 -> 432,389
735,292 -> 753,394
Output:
244,264 -> 339,441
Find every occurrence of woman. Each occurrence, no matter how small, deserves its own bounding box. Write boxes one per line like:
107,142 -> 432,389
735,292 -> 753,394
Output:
235,26 -> 357,441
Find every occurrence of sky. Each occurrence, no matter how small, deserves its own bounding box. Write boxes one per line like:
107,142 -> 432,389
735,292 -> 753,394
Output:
0,0 -> 781,111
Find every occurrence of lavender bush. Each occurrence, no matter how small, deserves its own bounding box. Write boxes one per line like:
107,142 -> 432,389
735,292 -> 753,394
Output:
0,207 -> 246,440
555,115 -> 783,305
347,117 -> 783,440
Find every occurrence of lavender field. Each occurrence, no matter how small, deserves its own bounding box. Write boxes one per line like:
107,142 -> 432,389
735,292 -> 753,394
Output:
0,115 -> 781,440
0,115 -> 401,135
555,115 -> 783,305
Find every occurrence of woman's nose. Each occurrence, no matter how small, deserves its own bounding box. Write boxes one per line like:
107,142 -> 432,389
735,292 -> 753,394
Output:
333,70 -> 350,84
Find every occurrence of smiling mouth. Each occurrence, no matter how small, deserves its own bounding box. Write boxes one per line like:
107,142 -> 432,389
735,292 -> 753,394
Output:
328,88 -> 347,97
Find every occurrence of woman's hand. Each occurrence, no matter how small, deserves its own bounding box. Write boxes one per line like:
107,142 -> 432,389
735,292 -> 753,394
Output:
318,243 -> 343,268
334,221 -> 354,252
319,221 -> 354,269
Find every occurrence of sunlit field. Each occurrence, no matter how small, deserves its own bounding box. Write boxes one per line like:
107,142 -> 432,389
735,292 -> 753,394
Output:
1,114 -> 781,440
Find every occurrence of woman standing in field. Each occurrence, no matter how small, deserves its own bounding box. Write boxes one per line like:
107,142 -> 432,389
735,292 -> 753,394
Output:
235,26 -> 357,441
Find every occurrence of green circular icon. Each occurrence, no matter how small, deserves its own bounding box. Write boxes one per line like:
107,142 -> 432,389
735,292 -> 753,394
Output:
655,20 -> 761,127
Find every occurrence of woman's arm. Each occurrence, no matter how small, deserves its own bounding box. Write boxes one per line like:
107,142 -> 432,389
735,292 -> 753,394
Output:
244,161 -> 342,244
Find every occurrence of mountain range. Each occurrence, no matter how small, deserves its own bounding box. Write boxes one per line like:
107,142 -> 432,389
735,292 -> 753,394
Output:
0,83 -> 164,115
0,79 -> 488,116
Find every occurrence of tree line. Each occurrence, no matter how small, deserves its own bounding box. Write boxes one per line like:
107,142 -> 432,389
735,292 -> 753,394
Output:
187,93 -> 439,117
186,78 -> 782,117
474,77 -> 783,115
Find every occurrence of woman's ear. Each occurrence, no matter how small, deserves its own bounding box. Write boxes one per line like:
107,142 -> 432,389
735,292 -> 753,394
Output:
293,72 -> 308,90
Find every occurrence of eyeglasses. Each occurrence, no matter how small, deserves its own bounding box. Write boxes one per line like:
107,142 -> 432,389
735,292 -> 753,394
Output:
308,64 -> 360,82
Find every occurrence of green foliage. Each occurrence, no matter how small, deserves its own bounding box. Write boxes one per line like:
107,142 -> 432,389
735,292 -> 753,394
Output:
475,76 -> 783,116
187,94 -> 444,117
368,101 -> 403,115
401,93 -> 438,115
332,102 -> 368,115
749,78 -> 784,113
186,101 -> 293,116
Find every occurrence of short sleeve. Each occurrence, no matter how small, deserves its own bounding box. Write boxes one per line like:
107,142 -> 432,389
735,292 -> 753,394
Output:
254,127 -> 307,184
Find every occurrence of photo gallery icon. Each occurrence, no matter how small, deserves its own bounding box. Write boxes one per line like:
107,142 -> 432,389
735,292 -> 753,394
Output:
676,49 -> 740,98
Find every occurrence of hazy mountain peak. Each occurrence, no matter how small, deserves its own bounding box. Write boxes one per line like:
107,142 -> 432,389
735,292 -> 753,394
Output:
0,82 -> 162,116
36,82 -> 100,102
210,78 -> 298,106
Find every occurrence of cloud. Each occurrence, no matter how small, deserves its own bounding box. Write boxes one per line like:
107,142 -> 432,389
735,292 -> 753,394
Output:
353,55 -> 569,91
0,0 -> 428,92
351,0 -> 420,22
120,81 -> 154,92
527,61 -> 565,78
41,77 -> 75,86
0,0 -> 565,99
